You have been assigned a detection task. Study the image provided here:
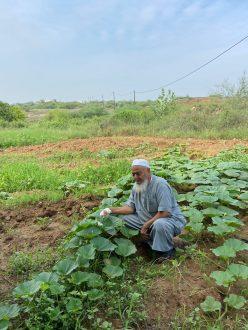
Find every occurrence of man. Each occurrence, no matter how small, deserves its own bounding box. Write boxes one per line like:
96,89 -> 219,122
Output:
100,159 -> 186,262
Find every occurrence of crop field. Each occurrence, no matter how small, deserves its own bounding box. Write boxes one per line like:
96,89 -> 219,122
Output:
0,136 -> 247,329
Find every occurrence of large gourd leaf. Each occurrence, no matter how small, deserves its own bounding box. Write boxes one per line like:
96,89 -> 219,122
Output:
77,244 -> 96,260
13,280 -> 42,298
66,298 -> 82,313
87,273 -> 104,288
114,238 -> 137,257
224,294 -> 246,309
212,245 -> 236,260
108,188 -> 123,198
208,223 -> 236,236
224,238 -> 248,252
87,289 -> 105,301
0,304 -> 20,320
210,270 -> 235,287
70,271 -> 92,285
227,263 -> 248,280
91,236 -> 117,251
35,272 -> 59,284
54,258 -> 78,275
76,226 -> 102,239
200,296 -> 221,313
103,265 -> 124,278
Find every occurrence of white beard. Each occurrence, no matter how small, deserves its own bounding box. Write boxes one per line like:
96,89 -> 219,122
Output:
133,179 -> 149,193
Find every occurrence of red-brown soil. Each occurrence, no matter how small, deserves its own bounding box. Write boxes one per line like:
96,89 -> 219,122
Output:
0,195 -> 100,299
2,137 -> 248,158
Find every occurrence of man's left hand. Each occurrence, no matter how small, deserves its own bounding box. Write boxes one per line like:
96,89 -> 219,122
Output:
140,222 -> 151,240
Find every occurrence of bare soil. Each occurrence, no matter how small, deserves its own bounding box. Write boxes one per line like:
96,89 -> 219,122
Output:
2,136 -> 248,158
0,195 -> 100,299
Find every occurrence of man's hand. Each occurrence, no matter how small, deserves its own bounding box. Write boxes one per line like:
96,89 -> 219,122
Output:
100,208 -> 112,217
140,222 -> 151,240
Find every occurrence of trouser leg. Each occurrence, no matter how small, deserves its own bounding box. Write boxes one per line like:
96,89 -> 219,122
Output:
148,218 -> 182,252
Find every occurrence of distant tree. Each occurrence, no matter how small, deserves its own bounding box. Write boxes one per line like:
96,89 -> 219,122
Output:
0,101 -> 26,121
154,89 -> 177,118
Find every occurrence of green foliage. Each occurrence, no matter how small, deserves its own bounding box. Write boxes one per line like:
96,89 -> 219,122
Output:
200,296 -> 221,313
0,102 -> 26,122
224,294 -> 247,309
154,89 -> 177,118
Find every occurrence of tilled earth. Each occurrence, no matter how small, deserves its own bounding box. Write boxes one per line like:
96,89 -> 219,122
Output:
2,136 -> 248,158
0,195 -> 100,300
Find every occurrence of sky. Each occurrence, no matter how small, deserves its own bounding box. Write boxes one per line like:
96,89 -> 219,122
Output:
0,0 -> 247,103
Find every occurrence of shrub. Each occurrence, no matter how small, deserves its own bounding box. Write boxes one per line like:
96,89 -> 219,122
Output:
0,102 -> 26,122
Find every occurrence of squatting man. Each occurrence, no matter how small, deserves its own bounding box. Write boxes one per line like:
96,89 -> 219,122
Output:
100,159 -> 186,262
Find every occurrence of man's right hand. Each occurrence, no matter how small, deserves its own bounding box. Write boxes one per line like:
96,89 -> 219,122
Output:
100,208 -> 112,217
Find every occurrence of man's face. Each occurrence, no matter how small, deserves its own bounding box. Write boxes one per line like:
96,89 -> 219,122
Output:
131,166 -> 150,185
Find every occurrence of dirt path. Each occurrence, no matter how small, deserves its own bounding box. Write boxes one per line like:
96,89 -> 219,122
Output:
2,136 -> 248,158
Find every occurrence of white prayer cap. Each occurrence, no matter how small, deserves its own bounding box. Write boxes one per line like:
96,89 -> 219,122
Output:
131,159 -> 150,169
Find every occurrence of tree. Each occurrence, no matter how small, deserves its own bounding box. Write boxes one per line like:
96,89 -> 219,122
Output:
0,102 -> 26,122
154,89 -> 177,118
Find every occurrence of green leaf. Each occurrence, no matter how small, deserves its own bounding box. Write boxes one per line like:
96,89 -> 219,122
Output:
108,188 -> 123,198
224,294 -> 246,309
200,296 -> 221,313
87,289 -> 105,301
0,320 -> 9,330
35,272 -> 59,283
212,216 -> 243,227
0,304 -> 20,320
77,226 -> 102,239
70,271 -> 91,285
103,265 -> 124,278
66,298 -> 82,313
239,192 -> 248,201
183,208 -> 204,222
87,273 -> 104,288
100,217 -> 118,236
224,170 -> 240,178
76,255 -> 90,268
208,224 -> 236,236
224,238 -> 248,252
217,205 -> 239,217
104,256 -> 121,267
101,197 -> 118,207
227,263 -> 248,280
210,270 -> 235,287
53,258 -> 78,275
13,280 -> 42,298
202,208 -> 224,217
195,194 -> 219,204
64,236 -> 82,249
91,237 -> 117,251
185,221 -> 204,233
212,245 -> 236,260
119,226 -> 139,238
77,244 -> 96,260
49,283 -> 65,295
114,238 -> 137,257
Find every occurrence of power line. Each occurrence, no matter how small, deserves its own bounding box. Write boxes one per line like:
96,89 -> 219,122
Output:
136,33 -> 248,94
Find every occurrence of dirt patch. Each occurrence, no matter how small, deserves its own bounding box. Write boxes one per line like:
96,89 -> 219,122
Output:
0,195 -> 100,299
144,259 -> 220,329
2,137 -> 248,158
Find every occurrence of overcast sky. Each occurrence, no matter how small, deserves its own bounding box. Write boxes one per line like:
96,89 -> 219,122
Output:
0,0 -> 247,103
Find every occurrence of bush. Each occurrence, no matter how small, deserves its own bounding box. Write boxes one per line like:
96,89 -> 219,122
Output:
0,102 -> 26,122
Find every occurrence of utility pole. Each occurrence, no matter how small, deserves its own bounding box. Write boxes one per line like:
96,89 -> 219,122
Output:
133,90 -> 136,104
113,91 -> 116,110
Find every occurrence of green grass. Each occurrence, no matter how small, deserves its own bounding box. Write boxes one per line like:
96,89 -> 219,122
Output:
0,153 -> 130,206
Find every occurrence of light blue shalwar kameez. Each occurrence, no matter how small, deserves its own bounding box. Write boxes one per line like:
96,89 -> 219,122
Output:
123,175 -> 186,252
